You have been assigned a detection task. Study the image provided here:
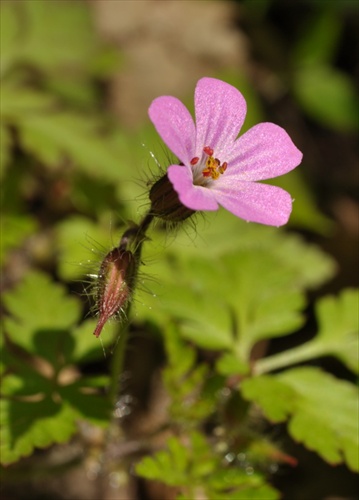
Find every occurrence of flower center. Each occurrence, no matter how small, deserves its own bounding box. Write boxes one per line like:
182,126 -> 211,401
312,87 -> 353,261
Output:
190,146 -> 227,185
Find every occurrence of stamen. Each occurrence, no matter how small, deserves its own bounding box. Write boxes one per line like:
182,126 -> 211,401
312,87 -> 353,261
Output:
200,146 -> 228,181
219,162 -> 227,174
203,146 -> 214,156
190,157 -> 199,165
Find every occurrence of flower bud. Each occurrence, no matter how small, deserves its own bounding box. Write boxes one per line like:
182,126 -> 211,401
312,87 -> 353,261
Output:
149,173 -> 195,222
93,248 -> 136,337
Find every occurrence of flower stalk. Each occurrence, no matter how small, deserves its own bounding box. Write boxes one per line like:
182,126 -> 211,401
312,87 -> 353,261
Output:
92,76 -> 303,404
101,212 -> 154,403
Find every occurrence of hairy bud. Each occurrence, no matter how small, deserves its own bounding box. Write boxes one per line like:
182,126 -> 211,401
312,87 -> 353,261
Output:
93,248 -> 136,338
149,174 -> 195,222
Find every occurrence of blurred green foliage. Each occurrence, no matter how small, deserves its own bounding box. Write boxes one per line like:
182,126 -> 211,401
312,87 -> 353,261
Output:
1,1 -> 358,498
292,7 -> 358,131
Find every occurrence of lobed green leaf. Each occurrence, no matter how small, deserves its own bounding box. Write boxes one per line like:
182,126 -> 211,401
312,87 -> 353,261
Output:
242,367 -> 359,471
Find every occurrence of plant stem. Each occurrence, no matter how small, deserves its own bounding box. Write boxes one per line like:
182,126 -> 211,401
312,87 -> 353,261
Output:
254,341 -> 326,375
108,211 -> 154,404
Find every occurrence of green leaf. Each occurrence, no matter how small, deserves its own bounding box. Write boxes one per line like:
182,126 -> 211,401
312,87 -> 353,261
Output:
55,215 -> 117,281
241,375 -> 296,422
0,124 -> 12,179
313,289 -> 359,373
136,439 -> 188,487
68,319 -> 115,363
0,84 -> 131,186
242,367 -> 359,471
158,210 -> 336,289
0,2 -> 20,75
71,174 -> 123,218
0,214 -> 37,267
162,322 -> 213,424
293,65 -> 359,131
268,169 -> 333,235
1,272 -> 112,465
136,431 -> 214,487
16,112 -> 126,181
0,387 -> 78,465
215,353 -> 250,377
137,256 -> 234,350
209,470 -> 280,500
3,271 -> 80,353
0,84 -> 56,120
292,9 -> 342,67
137,217 -> 335,366
136,431 -> 280,499
163,321 -> 197,380
4,0 -> 98,74
0,369 -> 110,465
254,289 -> 359,375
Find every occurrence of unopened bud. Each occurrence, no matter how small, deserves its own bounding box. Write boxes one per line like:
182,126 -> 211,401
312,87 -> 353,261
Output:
93,248 -> 136,337
149,174 -> 195,222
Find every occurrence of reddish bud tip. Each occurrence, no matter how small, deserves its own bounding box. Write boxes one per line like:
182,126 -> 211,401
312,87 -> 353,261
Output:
93,249 -> 135,337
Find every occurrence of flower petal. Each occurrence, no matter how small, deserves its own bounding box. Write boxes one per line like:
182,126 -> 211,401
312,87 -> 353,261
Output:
227,123 -> 303,181
168,165 -> 219,211
212,181 -> 293,226
148,96 -> 196,165
194,77 -> 247,158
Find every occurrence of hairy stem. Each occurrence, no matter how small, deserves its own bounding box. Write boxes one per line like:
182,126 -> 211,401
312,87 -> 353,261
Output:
109,211 -> 154,404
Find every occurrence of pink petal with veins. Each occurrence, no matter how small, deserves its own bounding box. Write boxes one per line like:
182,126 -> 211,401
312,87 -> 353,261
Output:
226,123 -> 303,181
213,181 -> 293,226
168,165 -> 218,211
149,96 -> 196,165
194,77 -> 247,158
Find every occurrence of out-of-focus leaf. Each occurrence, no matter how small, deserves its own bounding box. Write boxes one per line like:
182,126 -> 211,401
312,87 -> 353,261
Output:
0,124 -> 12,178
0,214 -> 37,266
136,431 -> 279,498
3,271 -> 80,353
292,9 -> 342,66
312,289 -> 359,372
16,113 -> 126,180
71,174 -> 123,218
215,353 -> 250,377
162,322 -> 213,423
293,65 -> 359,131
270,169 -> 333,235
0,382 -> 78,466
0,84 -> 56,119
69,319 -> 116,364
137,217 -> 335,366
270,232 -> 336,290
137,247 -> 305,360
241,367 -> 359,471
162,210 -> 336,288
242,375 -> 296,422
17,1 -> 97,73
56,215 -> 119,281
136,432 -> 215,484
1,272 -> 111,465
0,2 -> 20,75
0,82 -> 126,184
255,289 -> 359,375
0,368 -> 110,465
208,470 -> 280,500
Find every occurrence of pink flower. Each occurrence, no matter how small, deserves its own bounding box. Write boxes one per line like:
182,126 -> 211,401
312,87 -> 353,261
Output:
148,77 -> 303,226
